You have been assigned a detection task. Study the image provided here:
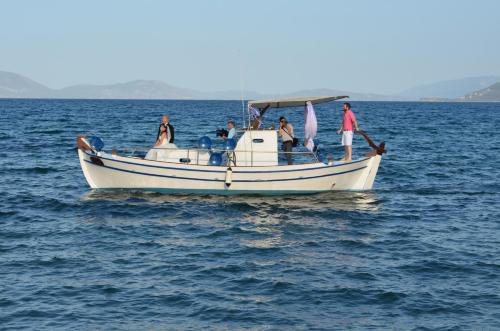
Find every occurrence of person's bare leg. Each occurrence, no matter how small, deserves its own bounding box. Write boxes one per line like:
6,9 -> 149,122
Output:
341,146 -> 348,161
346,145 -> 352,161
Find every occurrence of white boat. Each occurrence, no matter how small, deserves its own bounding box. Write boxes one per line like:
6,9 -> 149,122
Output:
77,96 -> 385,195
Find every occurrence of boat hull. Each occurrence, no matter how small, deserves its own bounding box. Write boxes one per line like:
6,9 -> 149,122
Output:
78,149 -> 381,195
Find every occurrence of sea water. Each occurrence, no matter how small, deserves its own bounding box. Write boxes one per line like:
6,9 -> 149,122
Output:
0,99 -> 499,330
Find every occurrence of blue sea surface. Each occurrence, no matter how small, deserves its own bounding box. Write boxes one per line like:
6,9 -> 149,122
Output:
0,99 -> 499,330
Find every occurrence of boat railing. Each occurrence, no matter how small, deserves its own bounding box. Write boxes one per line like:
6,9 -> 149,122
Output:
114,146 -> 320,166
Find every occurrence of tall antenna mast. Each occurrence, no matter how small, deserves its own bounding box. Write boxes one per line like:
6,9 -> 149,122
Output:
239,51 -> 246,128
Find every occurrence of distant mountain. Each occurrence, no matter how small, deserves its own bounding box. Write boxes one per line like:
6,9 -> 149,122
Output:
458,82 -> 500,101
198,89 -> 269,101
282,88 -> 403,101
1,70 -> 499,101
0,71 -> 397,101
0,71 -> 53,98
56,80 -> 199,99
398,76 -> 500,99
0,71 -> 201,100
210,88 -> 400,101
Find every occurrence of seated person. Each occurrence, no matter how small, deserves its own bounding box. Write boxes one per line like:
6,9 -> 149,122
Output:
156,115 -> 175,143
145,124 -> 177,161
227,121 -> 236,139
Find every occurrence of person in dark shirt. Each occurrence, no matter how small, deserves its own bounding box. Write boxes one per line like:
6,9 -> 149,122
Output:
278,116 -> 294,165
156,115 -> 175,144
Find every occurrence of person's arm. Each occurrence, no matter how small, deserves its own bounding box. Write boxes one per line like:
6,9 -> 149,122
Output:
288,124 -> 294,137
156,125 -> 161,141
352,112 -> 359,131
337,120 -> 343,134
155,125 -> 162,146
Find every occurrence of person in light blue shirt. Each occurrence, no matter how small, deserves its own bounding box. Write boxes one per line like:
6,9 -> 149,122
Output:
227,121 -> 236,139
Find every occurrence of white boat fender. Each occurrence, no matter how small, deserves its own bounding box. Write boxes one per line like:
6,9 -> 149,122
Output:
225,167 -> 233,187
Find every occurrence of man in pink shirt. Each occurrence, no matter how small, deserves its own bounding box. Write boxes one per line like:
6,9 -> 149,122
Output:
337,102 -> 359,162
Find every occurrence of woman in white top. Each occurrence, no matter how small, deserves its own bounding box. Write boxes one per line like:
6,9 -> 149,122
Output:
145,125 -> 176,161
155,125 -> 169,147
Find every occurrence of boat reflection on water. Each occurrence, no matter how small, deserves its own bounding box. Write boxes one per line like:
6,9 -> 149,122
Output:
80,190 -> 381,251
80,190 -> 380,214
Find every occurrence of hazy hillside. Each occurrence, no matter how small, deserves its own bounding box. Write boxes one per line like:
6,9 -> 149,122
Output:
0,72 -> 201,100
458,82 -> 500,101
398,76 -> 500,99
56,80 -> 199,99
283,88 -> 404,102
210,88 -> 400,101
0,71 -> 53,98
0,71 -> 397,101
1,70 -> 499,101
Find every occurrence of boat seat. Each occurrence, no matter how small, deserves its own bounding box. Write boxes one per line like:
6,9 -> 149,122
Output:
145,143 -> 178,161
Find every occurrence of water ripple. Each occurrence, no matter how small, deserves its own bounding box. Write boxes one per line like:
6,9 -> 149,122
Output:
0,99 -> 499,330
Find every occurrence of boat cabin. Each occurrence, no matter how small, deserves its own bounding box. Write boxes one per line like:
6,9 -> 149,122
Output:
143,129 -> 279,166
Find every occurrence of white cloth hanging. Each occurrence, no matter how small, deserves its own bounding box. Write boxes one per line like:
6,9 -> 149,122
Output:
304,101 -> 317,152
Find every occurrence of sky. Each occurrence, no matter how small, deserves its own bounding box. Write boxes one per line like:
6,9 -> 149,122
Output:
1,0 -> 499,94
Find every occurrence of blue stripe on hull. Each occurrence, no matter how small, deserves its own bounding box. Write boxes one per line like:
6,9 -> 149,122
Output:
83,159 -> 367,182
84,150 -> 369,174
